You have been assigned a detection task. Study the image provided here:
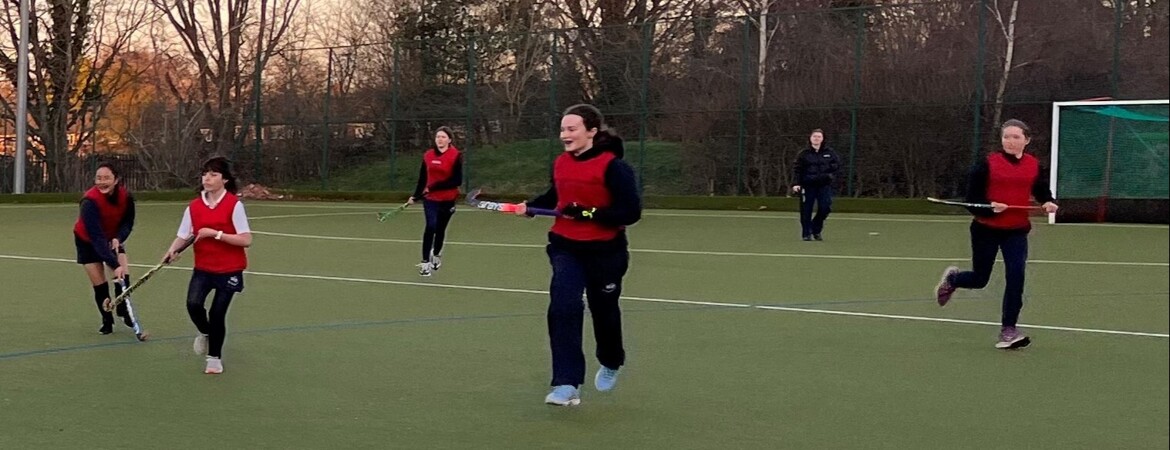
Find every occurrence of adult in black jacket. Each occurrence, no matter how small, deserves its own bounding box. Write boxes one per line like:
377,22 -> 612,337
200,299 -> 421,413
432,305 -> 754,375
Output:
791,129 -> 840,241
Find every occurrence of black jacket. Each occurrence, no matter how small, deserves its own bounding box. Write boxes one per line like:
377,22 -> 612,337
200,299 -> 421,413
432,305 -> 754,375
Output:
793,145 -> 840,188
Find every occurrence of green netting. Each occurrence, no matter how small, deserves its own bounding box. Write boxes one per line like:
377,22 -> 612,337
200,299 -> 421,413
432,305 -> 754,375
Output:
1056,103 -> 1170,200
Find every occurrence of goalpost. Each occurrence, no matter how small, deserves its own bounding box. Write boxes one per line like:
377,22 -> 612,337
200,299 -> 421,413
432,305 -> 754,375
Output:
1049,99 -> 1170,224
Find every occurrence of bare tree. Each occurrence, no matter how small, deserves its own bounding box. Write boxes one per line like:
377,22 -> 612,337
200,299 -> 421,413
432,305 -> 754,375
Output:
731,0 -> 781,195
119,54 -> 207,188
480,0 -> 553,137
734,0 -> 780,113
547,0 -> 686,116
0,0 -> 151,190
988,0 -> 1019,130
149,0 -> 302,160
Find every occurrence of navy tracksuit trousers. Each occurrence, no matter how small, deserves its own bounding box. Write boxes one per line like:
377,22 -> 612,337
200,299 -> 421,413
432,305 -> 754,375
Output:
951,222 -> 1029,327
546,243 -> 629,387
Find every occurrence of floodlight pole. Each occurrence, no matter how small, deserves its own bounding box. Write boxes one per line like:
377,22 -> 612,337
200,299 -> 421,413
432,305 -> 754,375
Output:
14,0 -> 30,193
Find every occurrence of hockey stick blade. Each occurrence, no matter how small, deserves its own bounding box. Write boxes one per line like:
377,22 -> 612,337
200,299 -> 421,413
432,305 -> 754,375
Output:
466,188 -> 559,216
116,290 -> 150,341
376,203 -> 409,222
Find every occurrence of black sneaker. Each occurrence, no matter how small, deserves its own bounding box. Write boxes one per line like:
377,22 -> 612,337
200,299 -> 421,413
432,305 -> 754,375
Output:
98,322 -> 114,335
813,234 -> 823,241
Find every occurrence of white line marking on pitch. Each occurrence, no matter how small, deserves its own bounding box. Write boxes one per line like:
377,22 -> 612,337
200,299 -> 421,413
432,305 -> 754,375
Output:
2,253 -> 1165,339
250,231 -> 1170,267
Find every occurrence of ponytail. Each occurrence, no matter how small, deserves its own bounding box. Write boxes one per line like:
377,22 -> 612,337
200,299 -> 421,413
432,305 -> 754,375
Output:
594,128 -> 624,159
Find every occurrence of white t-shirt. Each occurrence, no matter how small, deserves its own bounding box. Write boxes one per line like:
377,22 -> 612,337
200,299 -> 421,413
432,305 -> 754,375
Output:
176,189 -> 252,238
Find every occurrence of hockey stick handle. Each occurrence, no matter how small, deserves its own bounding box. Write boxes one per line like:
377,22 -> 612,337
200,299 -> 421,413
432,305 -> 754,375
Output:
104,236 -> 195,311
165,234 -> 198,263
523,206 -> 560,217
926,197 -> 1042,210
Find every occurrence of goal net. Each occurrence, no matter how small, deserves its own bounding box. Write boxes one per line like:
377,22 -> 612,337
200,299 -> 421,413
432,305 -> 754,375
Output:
1050,99 -> 1169,224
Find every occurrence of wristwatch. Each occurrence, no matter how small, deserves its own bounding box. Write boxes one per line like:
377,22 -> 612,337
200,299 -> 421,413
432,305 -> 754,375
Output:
215,230 -> 224,240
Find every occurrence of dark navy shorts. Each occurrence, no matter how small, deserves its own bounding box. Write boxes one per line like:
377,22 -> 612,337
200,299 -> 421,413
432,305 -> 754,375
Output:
74,233 -> 125,266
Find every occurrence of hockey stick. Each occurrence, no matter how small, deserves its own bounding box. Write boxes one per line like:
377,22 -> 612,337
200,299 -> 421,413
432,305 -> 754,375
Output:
113,278 -> 150,341
376,202 -> 409,222
926,197 -> 1042,210
103,236 -> 196,313
466,188 -> 559,216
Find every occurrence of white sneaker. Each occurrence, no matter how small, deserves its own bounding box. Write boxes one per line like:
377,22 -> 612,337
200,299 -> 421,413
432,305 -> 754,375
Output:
595,366 -> 620,392
430,253 -> 442,271
416,261 -> 432,277
204,356 -> 223,374
193,334 -> 209,355
544,385 -> 580,406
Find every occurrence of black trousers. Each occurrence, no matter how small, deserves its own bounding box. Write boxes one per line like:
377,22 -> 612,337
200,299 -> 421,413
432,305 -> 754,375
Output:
186,270 -> 244,358
951,222 -> 1029,327
422,200 -> 456,261
799,185 -> 833,236
546,243 -> 629,387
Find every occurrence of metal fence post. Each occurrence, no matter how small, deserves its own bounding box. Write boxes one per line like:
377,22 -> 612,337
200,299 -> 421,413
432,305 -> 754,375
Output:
549,31 -> 559,169
389,41 -> 400,190
971,0 -> 987,161
322,48 -> 333,190
638,21 -> 653,191
253,38 -> 264,182
465,35 -> 477,191
737,17 -> 750,196
848,8 -> 864,197
1112,0 -> 1122,98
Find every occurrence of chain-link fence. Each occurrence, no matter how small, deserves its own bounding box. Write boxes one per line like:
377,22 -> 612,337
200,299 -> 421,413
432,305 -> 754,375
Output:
3,0 -> 1166,197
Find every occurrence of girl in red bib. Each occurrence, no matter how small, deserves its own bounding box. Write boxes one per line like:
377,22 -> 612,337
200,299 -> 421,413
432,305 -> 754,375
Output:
514,104 -> 642,406
408,126 -> 463,276
73,162 -> 138,335
163,157 -> 252,374
934,119 -> 1059,349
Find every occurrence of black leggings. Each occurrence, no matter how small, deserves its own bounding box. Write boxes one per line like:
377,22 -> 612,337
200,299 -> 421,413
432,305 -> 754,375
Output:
186,270 -> 244,358
422,200 -> 456,261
